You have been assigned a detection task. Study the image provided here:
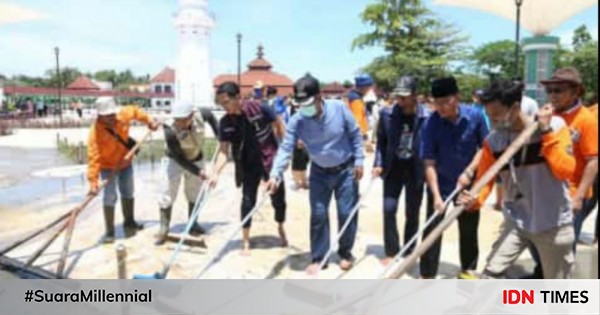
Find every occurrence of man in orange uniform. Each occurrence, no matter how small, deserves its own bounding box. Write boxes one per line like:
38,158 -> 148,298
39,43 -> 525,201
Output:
542,68 -> 598,244
347,74 -> 373,151
588,103 -> 598,243
459,80 -> 576,279
525,67 -> 598,278
87,97 -> 159,243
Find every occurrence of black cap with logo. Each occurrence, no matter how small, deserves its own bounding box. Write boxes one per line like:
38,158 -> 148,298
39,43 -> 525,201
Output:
293,74 -> 320,106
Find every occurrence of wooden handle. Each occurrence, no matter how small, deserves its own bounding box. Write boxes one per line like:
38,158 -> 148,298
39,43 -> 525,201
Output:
387,122 -> 540,279
54,128 -> 155,276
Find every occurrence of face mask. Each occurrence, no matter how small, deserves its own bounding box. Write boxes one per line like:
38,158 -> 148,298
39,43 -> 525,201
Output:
495,110 -> 513,130
299,104 -> 317,117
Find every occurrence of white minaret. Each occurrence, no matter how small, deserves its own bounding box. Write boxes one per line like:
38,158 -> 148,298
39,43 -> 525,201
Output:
174,0 -> 215,109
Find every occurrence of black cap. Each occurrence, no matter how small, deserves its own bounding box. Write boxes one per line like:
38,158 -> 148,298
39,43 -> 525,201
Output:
293,74 -> 320,106
431,77 -> 459,98
391,76 -> 418,97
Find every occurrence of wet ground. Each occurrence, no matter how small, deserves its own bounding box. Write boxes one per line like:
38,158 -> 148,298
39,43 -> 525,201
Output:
0,131 -> 598,280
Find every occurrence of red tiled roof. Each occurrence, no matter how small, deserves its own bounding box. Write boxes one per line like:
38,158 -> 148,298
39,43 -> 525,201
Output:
247,58 -> 272,70
213,45 -> 294,96
150,67 -> 175,84
213,70 -> 294,96
322,82 -> 348,95
67,76 -> 100,90
3,86 -> 173,99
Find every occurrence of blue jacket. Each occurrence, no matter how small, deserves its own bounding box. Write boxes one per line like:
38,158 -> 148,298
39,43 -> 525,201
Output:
374,104 -> 431,179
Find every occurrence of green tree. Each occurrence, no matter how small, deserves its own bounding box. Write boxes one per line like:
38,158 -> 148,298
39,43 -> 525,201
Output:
46,67 -> 82,88
454,73 -> 488,103
94,70 -> 118,86
353,0 -> 468,90
116,69 -> 135,86
571,42 -> 598,103
556,25 -> 598,103
7,75 -> 47,87
572,25 -> 593,51
471,40 -> 524,79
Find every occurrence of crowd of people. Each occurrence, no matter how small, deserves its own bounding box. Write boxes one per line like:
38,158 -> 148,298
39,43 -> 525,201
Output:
85,66 -> 598,279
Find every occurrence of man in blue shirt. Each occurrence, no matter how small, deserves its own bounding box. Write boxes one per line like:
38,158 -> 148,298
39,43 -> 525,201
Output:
420,77 -> 489,279
373,76 -> 430,265
267,74 -> 365,274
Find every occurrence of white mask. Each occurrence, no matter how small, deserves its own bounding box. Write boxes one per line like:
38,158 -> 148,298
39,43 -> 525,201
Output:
299,104 -> 317,117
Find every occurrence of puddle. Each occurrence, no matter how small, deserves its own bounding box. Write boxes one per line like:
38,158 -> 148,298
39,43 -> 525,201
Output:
0,146 -> 160,210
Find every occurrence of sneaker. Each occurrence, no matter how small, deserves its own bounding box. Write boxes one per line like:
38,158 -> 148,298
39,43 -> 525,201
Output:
457,271 -> 479,280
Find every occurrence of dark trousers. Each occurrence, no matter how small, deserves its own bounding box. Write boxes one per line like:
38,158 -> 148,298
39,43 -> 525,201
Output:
308,163 -> 359,262
574,176 -> 598,242
382,161 -> 424,257
420,189 -> 480,277
241,171 -> 286,228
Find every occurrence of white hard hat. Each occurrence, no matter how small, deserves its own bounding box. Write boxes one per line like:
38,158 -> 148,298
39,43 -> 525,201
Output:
95,97 -> 117,116
171,100 -> 195,118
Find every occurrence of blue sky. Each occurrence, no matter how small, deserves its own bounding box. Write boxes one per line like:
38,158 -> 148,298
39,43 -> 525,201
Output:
0,0 -> 597,82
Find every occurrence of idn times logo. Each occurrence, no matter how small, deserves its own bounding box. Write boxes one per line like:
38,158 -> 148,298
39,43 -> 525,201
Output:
503,290 -> 589,305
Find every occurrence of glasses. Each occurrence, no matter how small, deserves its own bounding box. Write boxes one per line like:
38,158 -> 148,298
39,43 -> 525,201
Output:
545,87 -> 568,95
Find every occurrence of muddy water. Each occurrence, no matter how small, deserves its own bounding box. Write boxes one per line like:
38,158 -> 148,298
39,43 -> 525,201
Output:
0,147 -> 70,186
0,147 -> 160,210
0,146 -> 160,253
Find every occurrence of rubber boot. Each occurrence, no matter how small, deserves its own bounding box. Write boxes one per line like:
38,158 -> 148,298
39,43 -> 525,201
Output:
102,206 -> 115,244
188,202 -> 205,236
155,207 -> 172,246
122,198 -> 143,238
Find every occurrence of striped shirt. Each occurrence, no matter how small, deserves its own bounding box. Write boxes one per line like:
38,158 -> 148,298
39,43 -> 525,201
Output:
475,117 -> 576,233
